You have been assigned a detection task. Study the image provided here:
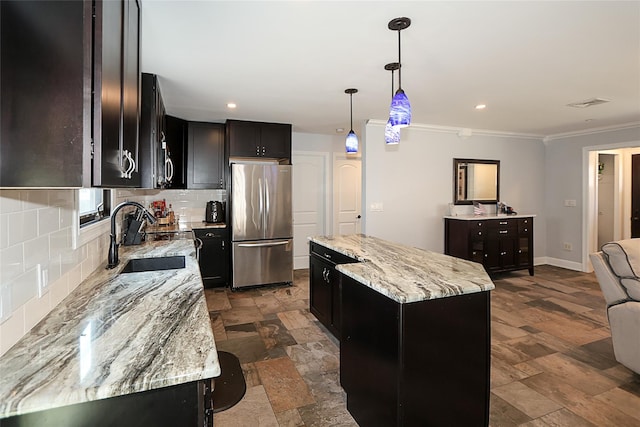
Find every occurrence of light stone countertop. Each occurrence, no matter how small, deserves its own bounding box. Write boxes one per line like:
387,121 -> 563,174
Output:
443,213 -> 536,220
310,234 -> 494,304
0,239 -> 219,419
145,221 -> 226,234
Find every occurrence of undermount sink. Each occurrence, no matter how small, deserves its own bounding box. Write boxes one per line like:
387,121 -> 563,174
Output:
120,256 -> 186,274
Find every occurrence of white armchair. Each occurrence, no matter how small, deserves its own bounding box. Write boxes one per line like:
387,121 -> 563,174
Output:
590,239 -> 640,374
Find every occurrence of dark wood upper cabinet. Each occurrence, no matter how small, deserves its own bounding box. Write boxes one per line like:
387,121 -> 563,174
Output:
188,122 -> 225,189
93,0 -> 141,187
139,73 -> 175,189
226,120 -> 291,162
0,0 -> 91,187
0,0 -> 141,188
165,116 -> 187,189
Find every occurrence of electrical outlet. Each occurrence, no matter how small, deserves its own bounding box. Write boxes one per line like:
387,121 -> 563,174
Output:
370,202 -> 384,212
37,265 -> 49,298
564,199 -> 577,207
563,242 -> 573,251
0,286 -> 11,323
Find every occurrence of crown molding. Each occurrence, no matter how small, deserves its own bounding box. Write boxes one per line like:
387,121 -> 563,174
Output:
542,121 -> 640,144
366,119 -> 544,140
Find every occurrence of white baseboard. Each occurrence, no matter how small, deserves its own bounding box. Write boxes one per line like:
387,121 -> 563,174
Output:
538,256 -> 584,272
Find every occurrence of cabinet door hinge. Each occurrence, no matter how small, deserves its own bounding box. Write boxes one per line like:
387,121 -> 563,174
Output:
90,140 -> 95,158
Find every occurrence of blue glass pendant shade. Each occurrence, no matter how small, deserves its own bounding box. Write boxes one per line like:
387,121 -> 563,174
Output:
389,89 -> 411,128
385,120 -> 400,145
346,130 -> 358,153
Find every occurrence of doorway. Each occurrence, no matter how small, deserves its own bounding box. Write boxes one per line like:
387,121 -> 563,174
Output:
585,145 -> 640,270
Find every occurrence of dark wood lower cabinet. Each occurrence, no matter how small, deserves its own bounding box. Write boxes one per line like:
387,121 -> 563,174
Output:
308,242 -> 357,339
1,379 -> 213,427
340,275 -> 491,427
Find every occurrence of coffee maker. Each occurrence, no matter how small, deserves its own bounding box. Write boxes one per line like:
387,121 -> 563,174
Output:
205,201 -> 225,223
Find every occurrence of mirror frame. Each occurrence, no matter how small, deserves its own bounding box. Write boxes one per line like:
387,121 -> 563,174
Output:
453,158 -> 500,205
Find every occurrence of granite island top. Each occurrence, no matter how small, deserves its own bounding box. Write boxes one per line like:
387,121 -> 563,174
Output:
0,239 -> 219,419
310,234 -> 494,304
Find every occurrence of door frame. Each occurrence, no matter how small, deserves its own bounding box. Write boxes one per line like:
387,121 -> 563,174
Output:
583,142 -> 640,271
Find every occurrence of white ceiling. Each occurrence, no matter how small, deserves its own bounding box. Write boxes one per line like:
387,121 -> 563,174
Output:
140,1 -> 640,137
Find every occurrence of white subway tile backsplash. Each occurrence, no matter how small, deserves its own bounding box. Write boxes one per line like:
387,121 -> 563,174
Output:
38,206 -> 60,235
8,210 -> 38,246
0,214 -> 9,249
23,235 -> 50,271
0,191 -> 23,214
50,227 -> 72,253
21,190 -> 49,211
0,306 -> 24,354
0,244 -> 24,284
49,274 -> 68,308
1,188 -> 224,356
48,190 -> 74,209
10,266 -> 38,309
24,293 -> 50,332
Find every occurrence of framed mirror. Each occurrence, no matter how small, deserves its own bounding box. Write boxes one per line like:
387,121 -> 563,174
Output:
453,158 -> 500,205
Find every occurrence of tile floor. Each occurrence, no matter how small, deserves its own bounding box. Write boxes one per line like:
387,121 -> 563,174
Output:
206,266 -> 640,426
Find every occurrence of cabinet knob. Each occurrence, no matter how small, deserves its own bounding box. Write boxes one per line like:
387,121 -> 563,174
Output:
478,231 -> 482,236
524,228 -> 528,232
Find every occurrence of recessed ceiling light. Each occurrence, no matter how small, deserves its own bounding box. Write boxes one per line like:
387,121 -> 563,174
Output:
336,128 -> 345,133
475,104 -> 487,110
227,103 -> 237,109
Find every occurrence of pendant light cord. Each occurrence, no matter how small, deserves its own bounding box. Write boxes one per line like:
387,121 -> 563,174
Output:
349,93 -> 354,130
397,30 -> 402,90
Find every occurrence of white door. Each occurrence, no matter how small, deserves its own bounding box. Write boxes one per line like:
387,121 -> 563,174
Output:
292,153 -> 328,269
333,158 -> 362,235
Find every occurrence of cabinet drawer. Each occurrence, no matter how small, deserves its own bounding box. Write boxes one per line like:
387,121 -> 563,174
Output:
309,242 -> 358,265
518,218 -> 532,235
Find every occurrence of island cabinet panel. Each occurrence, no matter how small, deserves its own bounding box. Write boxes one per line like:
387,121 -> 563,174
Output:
1,379 -> 213,427
227,119 -> 292,162
340,275 -> 491,427
308,242 -> 357,339
187,122 -> 225,189
445,216 -> 534,276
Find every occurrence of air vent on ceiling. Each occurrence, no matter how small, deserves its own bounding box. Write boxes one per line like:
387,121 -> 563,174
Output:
566,97 -> 611,108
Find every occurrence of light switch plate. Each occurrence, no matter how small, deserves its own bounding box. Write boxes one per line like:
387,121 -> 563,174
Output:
564,199 -> 577,207
370,202 -> 384,212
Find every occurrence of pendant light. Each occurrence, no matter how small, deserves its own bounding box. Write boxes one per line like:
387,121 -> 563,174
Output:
388,17 -> 411,128
345,88 -> 358,153
384,62 -> 401,145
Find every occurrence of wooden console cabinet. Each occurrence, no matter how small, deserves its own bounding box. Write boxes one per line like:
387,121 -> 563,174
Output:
445,216 -> 534,275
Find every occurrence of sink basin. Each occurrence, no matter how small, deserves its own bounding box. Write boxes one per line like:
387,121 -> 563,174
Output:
120,256 -> 185,274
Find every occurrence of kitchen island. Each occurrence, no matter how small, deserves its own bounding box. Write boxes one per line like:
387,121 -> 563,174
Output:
309,234 -> 495,427
0,239 -> 219,426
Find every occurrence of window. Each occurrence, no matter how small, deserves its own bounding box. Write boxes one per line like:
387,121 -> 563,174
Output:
78,188 -> 111,227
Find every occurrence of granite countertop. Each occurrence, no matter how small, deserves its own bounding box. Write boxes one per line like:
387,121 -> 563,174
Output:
0,240 -> 219,419
309,234 -> 494,304
145,221 -> 226,234
443,213 -> 536,220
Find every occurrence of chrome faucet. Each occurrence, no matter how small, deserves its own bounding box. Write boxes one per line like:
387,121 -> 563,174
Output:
107,201 -> 157,269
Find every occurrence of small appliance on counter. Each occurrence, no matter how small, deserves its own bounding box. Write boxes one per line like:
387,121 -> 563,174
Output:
206,200 -> 225,224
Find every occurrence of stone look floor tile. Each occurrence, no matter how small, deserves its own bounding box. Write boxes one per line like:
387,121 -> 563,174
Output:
210,267 -> 640,426
492,381 -> 563,419
255,357 -> 316,413
213,385 -> 279,427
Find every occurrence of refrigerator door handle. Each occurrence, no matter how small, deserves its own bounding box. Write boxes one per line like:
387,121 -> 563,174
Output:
238,241 -> 289,248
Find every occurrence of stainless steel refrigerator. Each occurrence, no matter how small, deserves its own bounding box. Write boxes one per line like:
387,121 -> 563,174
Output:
230,163 -> 293,289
